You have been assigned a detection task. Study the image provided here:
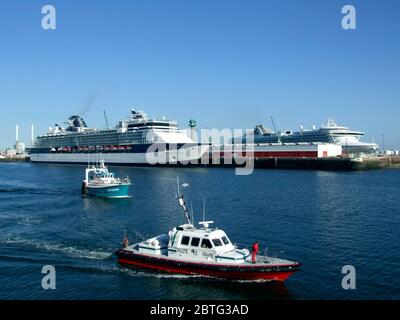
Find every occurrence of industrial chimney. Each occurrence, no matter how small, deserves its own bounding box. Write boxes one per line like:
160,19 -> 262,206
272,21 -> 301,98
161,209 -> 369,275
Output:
31,124 -> 34,147
15,124 -> 21,155
16,124 -> 19,142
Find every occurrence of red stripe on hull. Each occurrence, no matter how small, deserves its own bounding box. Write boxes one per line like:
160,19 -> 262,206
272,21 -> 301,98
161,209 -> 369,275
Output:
251,151 -> 318,158
215,151 -> 318,158
118,258 -> 296,281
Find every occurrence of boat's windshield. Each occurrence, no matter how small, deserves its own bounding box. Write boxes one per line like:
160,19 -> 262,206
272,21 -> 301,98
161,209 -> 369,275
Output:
221,236 -> 230,245
200,239 -> 213,249
190,237 -> 200,247
90,172 -> 114,179
212,239 -> 223,247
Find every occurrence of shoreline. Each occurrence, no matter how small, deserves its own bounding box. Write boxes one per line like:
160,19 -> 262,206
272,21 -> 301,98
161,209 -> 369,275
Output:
0,157 -> 29,162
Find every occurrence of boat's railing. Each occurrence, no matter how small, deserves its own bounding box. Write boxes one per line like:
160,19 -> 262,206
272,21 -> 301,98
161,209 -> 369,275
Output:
127,230 -> 156,243
88,176 -> 131,185
88,180 -> 118,186
234,242 -> 284,259
118,177 -> 131,184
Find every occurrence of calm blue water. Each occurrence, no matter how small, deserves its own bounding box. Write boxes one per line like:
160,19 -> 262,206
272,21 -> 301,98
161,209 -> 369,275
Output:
0,162 -> 399,300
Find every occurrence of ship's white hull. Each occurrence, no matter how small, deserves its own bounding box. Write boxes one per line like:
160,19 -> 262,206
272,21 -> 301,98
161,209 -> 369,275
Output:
30,145 -> 209,166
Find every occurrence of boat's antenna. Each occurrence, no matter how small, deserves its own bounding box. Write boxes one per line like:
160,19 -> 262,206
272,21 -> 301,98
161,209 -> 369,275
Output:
190,201 -> 195,225
176,177 -> 191,226
202,197 -> 206,222
198,197 -> 214,230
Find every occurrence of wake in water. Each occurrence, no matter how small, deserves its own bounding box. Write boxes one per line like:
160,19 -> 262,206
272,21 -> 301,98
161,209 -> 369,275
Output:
115,266 -> 208,280
0,184 -> 75,196
0,235 -> 112,260
16,217 -> 43,225
0,235 -> 207,280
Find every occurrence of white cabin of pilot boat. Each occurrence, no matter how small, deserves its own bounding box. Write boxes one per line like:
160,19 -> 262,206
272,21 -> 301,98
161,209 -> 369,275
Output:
136,221 -> 250,264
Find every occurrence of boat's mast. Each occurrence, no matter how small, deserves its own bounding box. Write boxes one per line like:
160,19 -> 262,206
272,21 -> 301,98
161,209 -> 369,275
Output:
190,201 -> 195,225
202,197 -> 206,222
176,177 -> 192,225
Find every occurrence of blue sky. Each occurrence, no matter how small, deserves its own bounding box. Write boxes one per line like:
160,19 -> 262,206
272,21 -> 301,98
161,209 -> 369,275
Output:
0,0 -> 399,149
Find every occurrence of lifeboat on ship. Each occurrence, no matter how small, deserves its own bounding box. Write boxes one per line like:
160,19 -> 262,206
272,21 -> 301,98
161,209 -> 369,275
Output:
115,178 -> 301,281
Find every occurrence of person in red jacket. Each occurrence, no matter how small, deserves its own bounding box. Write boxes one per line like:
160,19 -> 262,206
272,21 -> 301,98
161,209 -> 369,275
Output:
251,241 -> 259,264
122,236 -> 129,248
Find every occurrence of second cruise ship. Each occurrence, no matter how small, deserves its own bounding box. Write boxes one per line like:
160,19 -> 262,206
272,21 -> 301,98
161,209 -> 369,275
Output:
242,119 -> 378,154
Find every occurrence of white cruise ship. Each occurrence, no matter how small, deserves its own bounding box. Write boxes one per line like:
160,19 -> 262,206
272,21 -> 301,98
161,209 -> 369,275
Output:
29,109 -> 209,165
242,119 -> 378,154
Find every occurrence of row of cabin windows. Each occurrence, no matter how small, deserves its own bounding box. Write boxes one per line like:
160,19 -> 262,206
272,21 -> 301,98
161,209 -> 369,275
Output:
180,235 -> 230,249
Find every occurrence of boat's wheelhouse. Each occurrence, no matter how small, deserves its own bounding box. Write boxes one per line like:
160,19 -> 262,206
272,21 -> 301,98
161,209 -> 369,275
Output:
135,223 -> 250,264
84,161 -> 130,187
88,170 -> 116,184
130,180 -> 251,264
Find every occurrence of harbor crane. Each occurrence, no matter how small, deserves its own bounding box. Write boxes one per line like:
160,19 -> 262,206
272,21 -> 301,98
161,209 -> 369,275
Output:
270,116 -> 281,143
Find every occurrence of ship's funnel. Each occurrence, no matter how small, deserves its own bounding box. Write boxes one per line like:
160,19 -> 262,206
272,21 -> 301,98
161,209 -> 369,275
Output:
188,119 -> 197,142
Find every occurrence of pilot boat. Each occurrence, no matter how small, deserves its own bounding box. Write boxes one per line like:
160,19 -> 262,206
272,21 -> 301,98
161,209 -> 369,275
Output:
115,179 -> 301,281
81,160 -> 131,198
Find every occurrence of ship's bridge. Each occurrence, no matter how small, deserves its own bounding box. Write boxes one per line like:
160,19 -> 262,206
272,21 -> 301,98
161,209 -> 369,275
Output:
130,109 -> 148,121
124,109 -> 180,131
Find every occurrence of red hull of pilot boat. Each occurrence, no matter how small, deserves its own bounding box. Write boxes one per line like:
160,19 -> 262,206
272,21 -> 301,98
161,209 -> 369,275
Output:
117,255 -> 300,281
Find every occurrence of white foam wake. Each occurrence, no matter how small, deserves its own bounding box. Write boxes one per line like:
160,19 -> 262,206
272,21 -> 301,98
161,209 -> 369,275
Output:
1,236 -> 111,260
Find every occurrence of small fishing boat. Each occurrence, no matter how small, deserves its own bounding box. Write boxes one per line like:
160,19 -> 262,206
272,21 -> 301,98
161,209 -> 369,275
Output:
81,160 -> 131,198
115,178 -> 301,281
